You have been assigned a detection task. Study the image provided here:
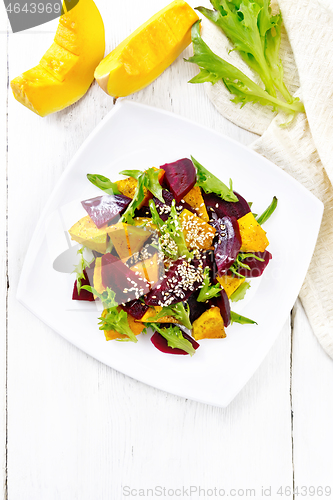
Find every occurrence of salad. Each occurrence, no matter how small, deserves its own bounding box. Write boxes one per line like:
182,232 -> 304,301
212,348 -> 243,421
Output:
69,157 -> 277,356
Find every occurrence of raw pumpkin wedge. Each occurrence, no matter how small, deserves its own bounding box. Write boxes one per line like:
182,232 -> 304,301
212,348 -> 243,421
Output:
94,0 -> 198,97
10,0 -> 105,116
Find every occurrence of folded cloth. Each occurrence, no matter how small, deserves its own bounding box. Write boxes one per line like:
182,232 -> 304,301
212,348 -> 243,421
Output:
201,0 -> 333,357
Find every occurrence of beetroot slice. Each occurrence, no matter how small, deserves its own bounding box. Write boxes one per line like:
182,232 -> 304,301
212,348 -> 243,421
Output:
210,289 -> 231,327
160,158 -> 196,203
122,299 -> 149,320
153,190 -> 196,221
101,253 -> 150,304
187,290 -> 210,323
203,192 -> 250,221
145,258 -> 203,306
211,217 -> 242,275
72,269 -> 95,301
135,190 -> 196,221
229,251 -> 272,278
151,330 -> 200,355
81,194 -> 131,228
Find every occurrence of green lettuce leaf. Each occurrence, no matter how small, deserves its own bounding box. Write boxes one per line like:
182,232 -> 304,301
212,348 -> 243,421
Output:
81,286 -> 138,342
197,0 -> 295,104
230,281 -> 251,302
187,21 -> 304,116
146,302 -> 192,330
72,247 -> 94,294
149,199 -> 193,260
87,174 -> 121,195
98,308 -> 138,343
256,196 -> 278,225
191,156 -> 238,202
230,311 -> 257,325
119,167 -> 165,224
197,267 -> 222,302
154,324 -> 196,356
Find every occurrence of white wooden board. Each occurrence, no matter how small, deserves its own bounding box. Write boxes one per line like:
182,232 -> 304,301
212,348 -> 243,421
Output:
3,0 -> 333,498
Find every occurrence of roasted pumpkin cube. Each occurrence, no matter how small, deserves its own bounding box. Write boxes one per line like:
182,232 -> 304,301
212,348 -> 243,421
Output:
93,257 -> 105,295
133,217 -> 158,231
238,212 -> 269,252
102,307 -> 145,340
135,306 -> 178,324
69,215 -> 108,253
193,306 -> 226,340
183,185 -> 209,222
178,209 -> 216,250
216,275 -> 245,298
107,222 -> 151,260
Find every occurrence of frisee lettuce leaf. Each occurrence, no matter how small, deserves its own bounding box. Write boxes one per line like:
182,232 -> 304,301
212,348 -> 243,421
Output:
146,303 -> 192,330
230,311 -> 257,325
197,267 -> 222,302
186,21 -> 304,117
98,308 -> 138,343
86,174 -> 121,195
191,156 -> 238,202
120,167 -> 165,224
230,281 -> 251,302
149,199 -> 193,261
153,324 -> 196,356
81,286 -> 137,343
72,247 -> 94,295
256,196 -> 278,225
229,252 -> 264,277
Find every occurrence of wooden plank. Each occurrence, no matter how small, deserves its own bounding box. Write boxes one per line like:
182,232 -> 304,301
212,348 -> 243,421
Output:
0,11 -> 8,499
292,299 -> 333,495
6,0 -> 294,497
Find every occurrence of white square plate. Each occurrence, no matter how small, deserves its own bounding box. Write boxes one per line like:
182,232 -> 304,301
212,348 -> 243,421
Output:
17,100 -> 323,407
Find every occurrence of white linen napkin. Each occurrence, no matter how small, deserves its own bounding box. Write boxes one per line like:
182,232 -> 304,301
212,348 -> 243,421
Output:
201,0 -> 333,358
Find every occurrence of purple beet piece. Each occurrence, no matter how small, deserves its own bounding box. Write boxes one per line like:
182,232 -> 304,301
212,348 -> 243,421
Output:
211,217 -> 242,275
160,158 -> 196,204
72,269 -> 95,301
145,258 -> 203,306
101,253 -> 150,304
153,190 -> 196,221
187,290 -> 210,323
203,192 -> 250,221
122,299 -> 149,320
229,251 -> 272,278
81,194 -> 131,228
151,329 -> 200,355
210,289 -> 231,327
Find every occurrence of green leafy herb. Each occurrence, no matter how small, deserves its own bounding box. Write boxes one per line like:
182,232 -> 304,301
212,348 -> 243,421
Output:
256,196 -> 278,225
191,156 -> 238,202
154,324 -> 196,356
87,174 -> 121,195
98,308 -> 138,343
146,302 -> 192,330
81,286 -> 118,309
149,199 -> 193,260
186,21 -> 304,117
230,311 -> 257,325
120,175 -> 146,224
120,167 -> 165,224
81,286 -> 137,342
230,281 -> 251,302
197,267 -> 222,302
229,252 -> 264,277
72,247 -> 94,295
119,169 -> 142,180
